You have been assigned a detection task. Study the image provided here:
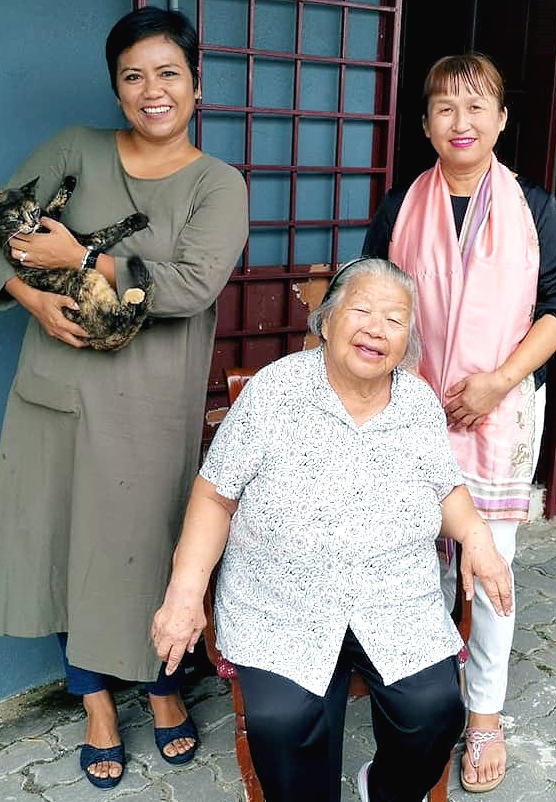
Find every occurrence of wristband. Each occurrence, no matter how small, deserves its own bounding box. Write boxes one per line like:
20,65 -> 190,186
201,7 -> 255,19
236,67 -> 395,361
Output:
80,246 -> 99,271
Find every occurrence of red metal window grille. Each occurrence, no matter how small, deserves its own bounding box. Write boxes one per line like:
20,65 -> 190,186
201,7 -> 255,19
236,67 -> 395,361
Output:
134,1 -> 403,452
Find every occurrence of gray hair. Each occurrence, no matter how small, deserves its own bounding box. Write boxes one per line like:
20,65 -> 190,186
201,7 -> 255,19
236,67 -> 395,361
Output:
307,257 -> 421,369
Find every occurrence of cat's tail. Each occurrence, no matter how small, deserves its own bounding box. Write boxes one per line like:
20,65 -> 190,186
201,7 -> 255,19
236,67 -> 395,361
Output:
121,256 -> 154,312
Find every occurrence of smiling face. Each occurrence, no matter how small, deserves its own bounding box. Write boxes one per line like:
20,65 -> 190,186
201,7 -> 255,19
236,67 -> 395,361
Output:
424,85 -> 507,177
321,274 -> 412,391
116,34 -> 199,145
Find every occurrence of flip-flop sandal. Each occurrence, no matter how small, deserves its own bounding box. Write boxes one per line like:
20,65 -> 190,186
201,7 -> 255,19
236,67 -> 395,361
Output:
79,742 -> 125,789
154,714 -> 199,765
460,726 -> 505,792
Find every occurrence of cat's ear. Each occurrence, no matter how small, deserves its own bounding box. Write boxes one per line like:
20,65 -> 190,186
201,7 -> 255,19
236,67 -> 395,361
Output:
21,176 -> 40,194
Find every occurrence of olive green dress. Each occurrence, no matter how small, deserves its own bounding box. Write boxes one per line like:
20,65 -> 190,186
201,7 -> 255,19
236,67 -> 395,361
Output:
0,126 -> 248,681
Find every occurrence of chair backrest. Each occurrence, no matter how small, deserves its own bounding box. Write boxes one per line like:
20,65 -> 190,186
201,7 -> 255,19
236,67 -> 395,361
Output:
224,366 -> 258,405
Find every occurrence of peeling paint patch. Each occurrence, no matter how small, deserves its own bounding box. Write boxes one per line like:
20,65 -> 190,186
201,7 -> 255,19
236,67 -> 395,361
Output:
292,263 -> 333,351
206,407 -> 228,426
292,263 -> 330,309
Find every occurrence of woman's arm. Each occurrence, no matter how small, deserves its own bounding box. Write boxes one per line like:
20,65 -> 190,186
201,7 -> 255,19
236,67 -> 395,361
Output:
445,184 -> 556,429
114,163 -> 248,318
1,127 -> 91,344
151,475 -> 238,675
444,314 -> 556,429
0,129 -> 79,308
3,274 -> 90,346
440,484 -> 512,616
489,313 -> 556,392
9,217 -> 116,287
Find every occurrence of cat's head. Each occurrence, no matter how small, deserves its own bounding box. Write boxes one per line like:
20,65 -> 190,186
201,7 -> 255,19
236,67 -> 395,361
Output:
0,177 -> 42,243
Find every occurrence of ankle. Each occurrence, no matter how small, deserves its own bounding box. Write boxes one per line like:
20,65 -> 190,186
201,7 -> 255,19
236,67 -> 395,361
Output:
149,692 -> 187,727
82,690 -> 119,733
149,691 -> 184,708
467,711 -> 500,730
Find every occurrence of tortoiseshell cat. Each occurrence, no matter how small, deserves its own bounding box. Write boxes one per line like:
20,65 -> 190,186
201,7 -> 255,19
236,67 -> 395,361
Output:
0,175 -> 154,351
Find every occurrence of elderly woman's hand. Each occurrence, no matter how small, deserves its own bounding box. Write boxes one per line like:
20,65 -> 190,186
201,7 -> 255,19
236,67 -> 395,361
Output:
151,476 -> 236,674
458,529 -> 513,616
151,582 -> 207,676
440,485 -> 513,616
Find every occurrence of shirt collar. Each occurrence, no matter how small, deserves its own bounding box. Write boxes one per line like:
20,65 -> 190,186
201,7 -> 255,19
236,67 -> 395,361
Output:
310,345 -> 405,430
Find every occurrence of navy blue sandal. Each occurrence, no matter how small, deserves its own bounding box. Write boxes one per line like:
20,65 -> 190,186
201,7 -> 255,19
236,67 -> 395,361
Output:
79,743 -> 125,789
154,715 -> 199,765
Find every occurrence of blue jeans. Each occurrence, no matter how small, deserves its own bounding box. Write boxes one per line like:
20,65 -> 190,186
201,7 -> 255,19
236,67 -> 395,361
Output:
57,633 -> 182,697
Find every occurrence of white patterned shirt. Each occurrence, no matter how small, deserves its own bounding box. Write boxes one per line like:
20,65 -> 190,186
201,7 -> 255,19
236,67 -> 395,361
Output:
201,347 -> 464,696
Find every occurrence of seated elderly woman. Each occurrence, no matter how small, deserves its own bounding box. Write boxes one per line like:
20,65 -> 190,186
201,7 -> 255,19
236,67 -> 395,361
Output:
151,257 -> 512,802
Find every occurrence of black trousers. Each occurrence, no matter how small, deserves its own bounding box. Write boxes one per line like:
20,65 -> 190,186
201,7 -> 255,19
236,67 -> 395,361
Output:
236,628 -> 465,802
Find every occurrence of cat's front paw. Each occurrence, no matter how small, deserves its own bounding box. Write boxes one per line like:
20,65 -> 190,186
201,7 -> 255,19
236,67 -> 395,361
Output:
125,213 -> 149,233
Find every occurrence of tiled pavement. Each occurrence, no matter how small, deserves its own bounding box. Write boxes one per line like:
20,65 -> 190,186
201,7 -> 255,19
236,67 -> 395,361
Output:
1,519 -> 555,801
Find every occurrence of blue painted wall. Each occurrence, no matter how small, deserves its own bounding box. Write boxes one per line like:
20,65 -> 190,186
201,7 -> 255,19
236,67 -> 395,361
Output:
0,0 -> 131,701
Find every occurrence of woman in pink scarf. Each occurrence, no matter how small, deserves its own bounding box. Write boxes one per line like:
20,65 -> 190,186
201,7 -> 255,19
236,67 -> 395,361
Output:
362,53 -> 556,793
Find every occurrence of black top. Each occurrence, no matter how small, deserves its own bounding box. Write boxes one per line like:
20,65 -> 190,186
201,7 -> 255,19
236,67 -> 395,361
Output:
361,176 -> 556,388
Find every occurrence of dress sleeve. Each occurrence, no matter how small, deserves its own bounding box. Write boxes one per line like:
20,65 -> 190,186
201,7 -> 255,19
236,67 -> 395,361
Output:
519,179 -> 556,388
431,423 -> 465,502
199,372 -> 267,499
0,127 -> 78,307
531,191 -> 556,322
114,163 -> 249,318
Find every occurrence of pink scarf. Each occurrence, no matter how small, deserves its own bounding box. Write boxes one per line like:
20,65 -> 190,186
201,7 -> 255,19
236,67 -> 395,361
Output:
389,155 -> 539,520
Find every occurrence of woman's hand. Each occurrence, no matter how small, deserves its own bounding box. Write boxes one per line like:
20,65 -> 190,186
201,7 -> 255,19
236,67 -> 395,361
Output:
4,277 -> 90,347
446,316 -> 556,431
444,371 -> 508,430
151,583 -> 207,675
150,476 -> 236,675
441,485 -> 513,616
10,216 -> 85,271
29,289 -> 90,346
29,290 -> 89,348
459,528 -> 513,616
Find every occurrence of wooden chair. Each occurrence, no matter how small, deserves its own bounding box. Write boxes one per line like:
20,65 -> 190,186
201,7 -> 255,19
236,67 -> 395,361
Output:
202,366 -> 471,802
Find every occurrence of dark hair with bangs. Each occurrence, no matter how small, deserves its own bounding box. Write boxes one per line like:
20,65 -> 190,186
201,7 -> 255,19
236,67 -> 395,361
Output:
422,53 -> 505,118
105,6 -> 199,97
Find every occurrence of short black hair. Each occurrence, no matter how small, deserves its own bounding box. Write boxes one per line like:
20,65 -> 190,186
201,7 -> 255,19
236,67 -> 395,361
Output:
105,6 -> 199,97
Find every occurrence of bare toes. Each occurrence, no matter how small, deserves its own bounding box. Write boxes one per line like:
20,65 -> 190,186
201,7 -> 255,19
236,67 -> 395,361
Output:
89,759 -> 123,779
163,737 -> 195,757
